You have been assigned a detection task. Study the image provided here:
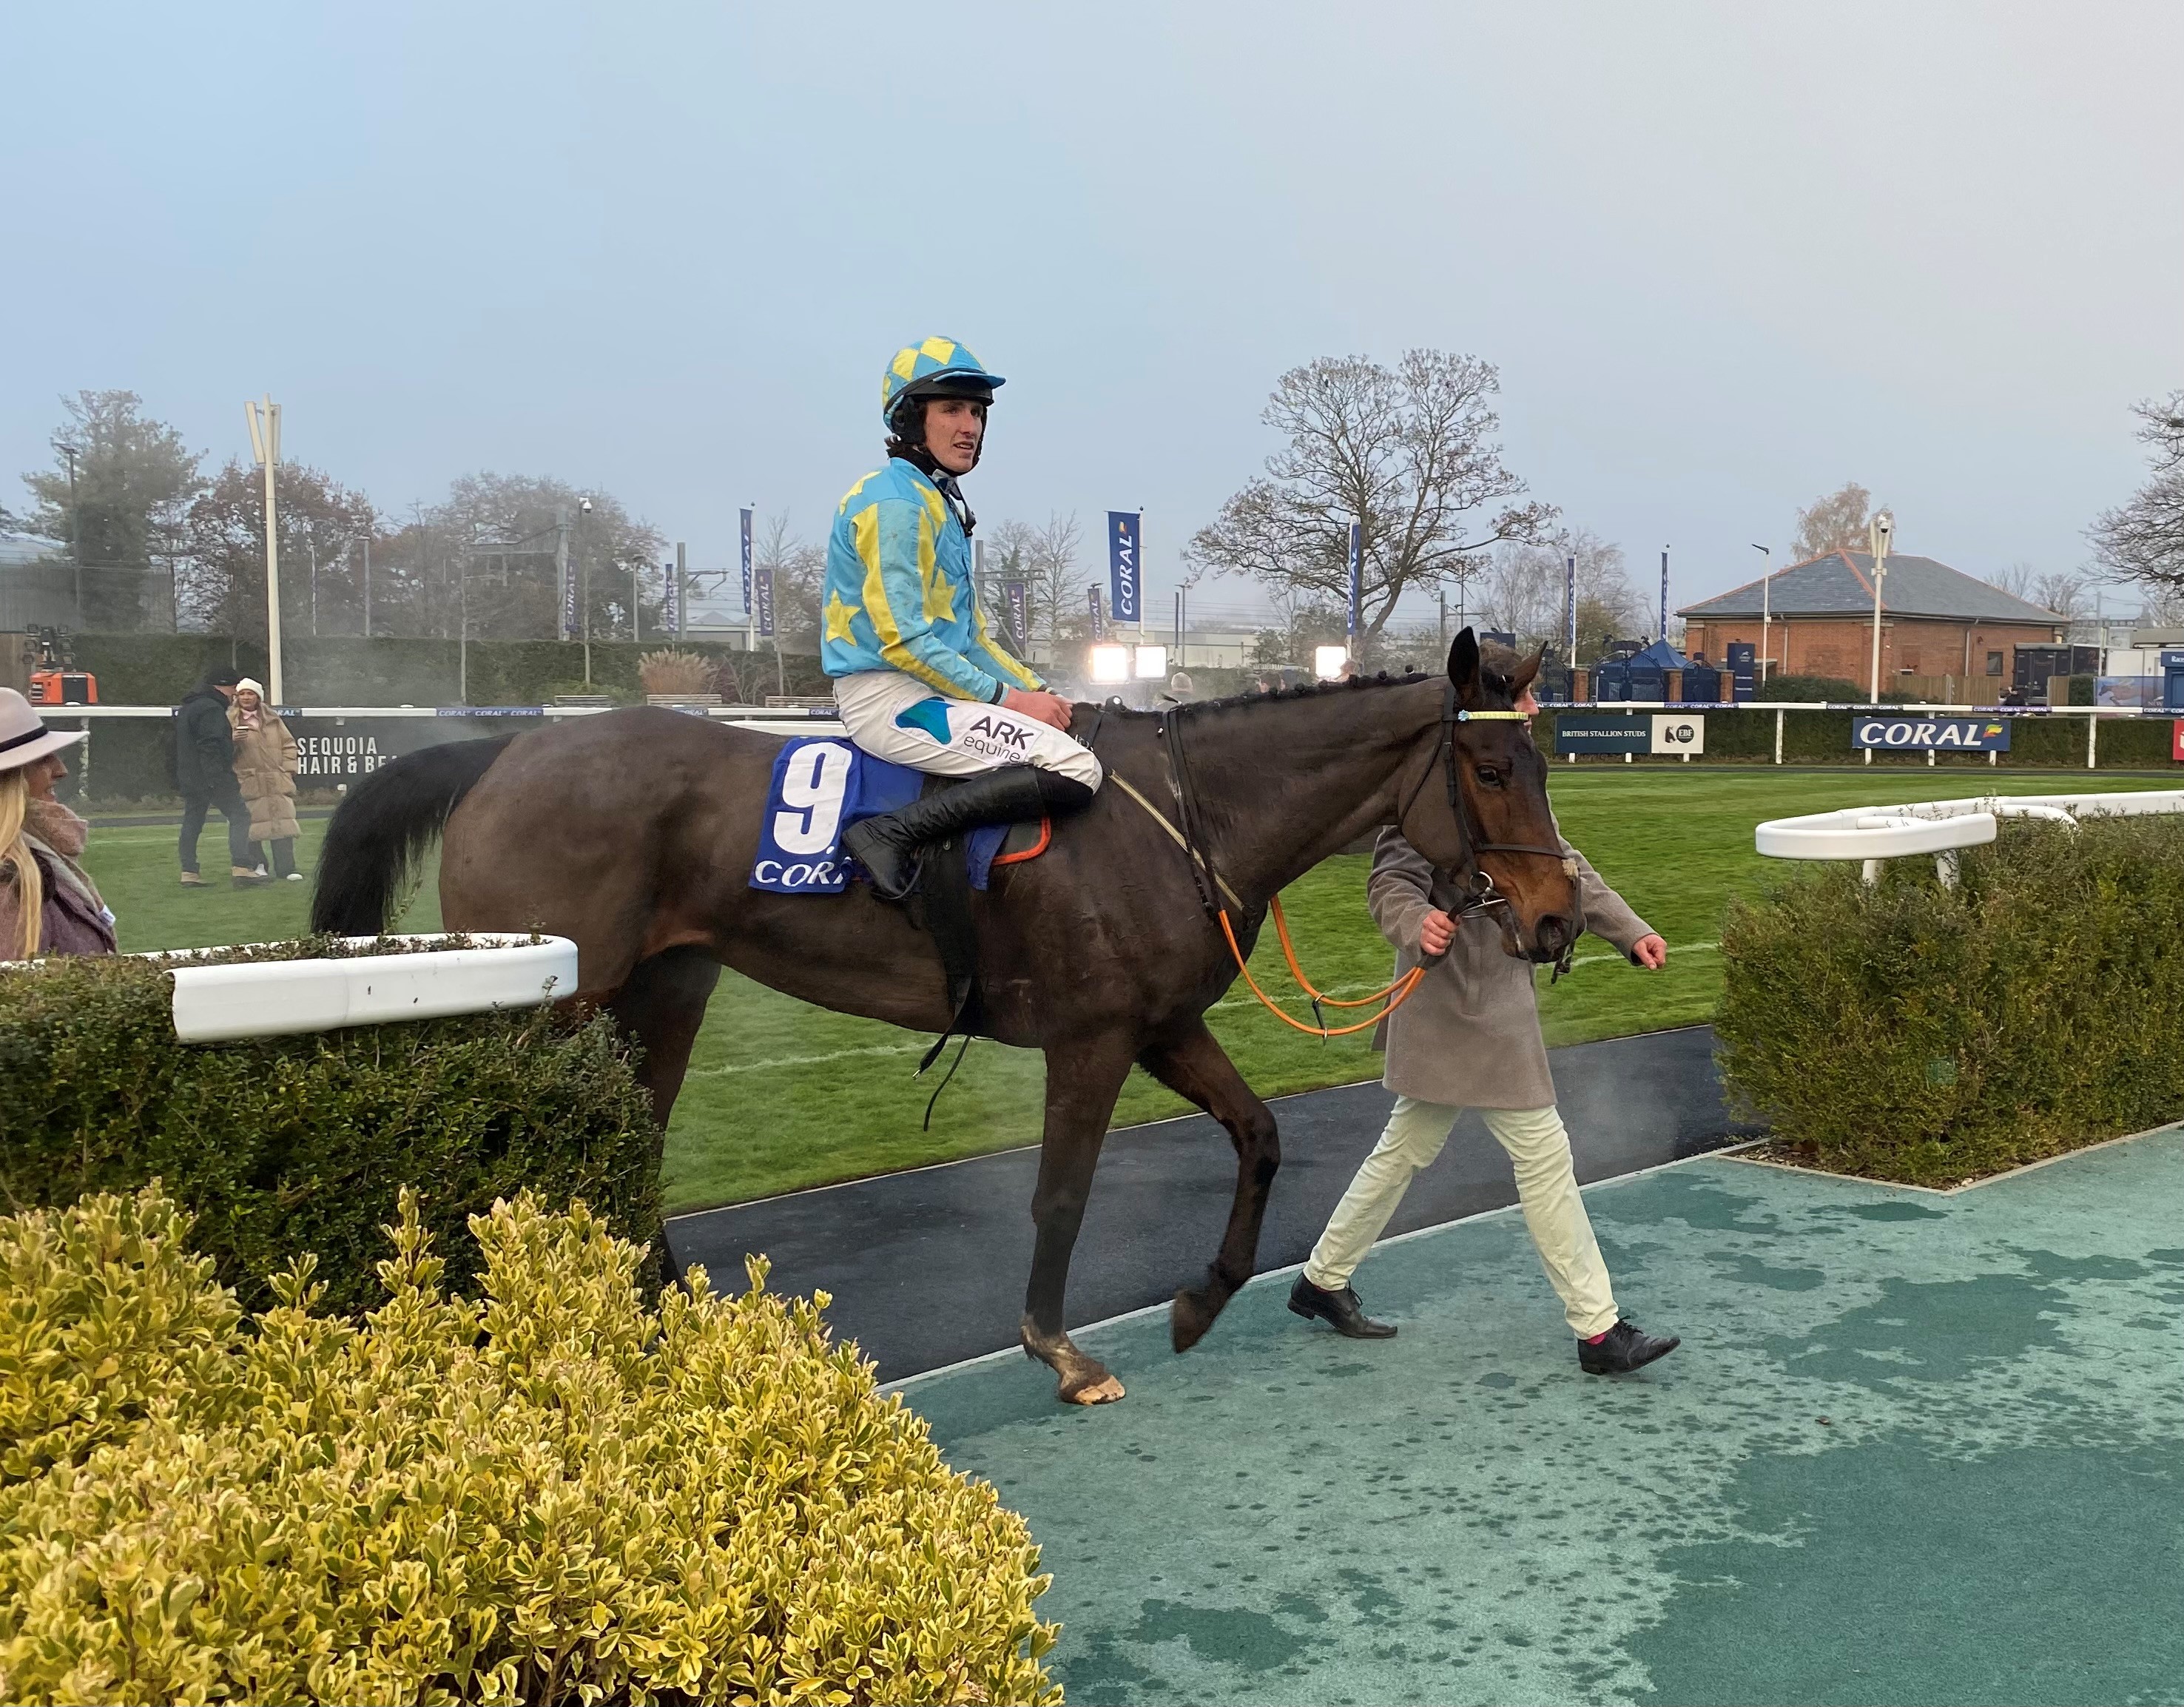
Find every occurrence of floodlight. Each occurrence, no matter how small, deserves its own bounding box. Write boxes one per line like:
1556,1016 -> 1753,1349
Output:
1089,643 -> 1130,684
1314,645 -> 1349,679
1134,644 -> 1168,679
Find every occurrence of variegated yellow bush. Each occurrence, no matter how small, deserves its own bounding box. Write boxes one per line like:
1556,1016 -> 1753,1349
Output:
0,1188 -> 1058,1706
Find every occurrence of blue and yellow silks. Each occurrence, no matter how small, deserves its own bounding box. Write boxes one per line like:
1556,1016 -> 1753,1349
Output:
820,457 -> 1045,703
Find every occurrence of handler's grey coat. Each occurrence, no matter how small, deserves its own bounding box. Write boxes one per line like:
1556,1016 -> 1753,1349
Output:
1367,826 -> 1652,1109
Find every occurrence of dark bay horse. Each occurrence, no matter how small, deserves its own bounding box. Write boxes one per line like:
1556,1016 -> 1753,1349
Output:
312,630 -> 1576,1403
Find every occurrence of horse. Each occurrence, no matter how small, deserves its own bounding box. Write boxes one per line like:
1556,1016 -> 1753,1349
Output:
311,630 -> 1577,1404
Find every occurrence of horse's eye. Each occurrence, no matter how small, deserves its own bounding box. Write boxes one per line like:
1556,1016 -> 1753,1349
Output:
1475,766 -> 1503,788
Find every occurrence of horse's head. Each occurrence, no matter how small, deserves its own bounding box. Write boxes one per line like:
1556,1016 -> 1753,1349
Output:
1396,628 -> 1582,965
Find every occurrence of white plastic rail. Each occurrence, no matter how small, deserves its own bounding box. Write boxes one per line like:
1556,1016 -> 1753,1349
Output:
1755,791 -> 2184,886
166,932 -> 579,1043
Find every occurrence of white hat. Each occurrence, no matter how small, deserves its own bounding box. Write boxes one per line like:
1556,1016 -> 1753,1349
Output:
0,688 -> 85,773
234,677 -> 267,698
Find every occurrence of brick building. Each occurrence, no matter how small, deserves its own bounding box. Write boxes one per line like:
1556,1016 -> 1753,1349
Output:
1679,550 -> 2062,694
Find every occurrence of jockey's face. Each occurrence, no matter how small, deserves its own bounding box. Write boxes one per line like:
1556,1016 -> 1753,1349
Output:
923,397 -> 987,476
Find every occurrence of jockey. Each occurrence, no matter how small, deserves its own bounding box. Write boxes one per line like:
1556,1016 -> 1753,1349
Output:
825,337 -> 1102,898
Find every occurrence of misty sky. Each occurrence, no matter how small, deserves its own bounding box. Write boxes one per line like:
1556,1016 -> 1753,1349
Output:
5,2 -> 2180,626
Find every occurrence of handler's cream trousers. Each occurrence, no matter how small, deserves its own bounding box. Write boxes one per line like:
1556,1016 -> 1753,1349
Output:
1304,1099 -> 1618,1339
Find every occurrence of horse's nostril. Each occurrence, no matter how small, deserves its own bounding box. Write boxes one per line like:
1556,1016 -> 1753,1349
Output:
1533,915 -> 1571,958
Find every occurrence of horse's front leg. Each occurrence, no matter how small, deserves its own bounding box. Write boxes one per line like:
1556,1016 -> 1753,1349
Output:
1022,1035 -> 1138,1405
1136,1017 -> 1281,1353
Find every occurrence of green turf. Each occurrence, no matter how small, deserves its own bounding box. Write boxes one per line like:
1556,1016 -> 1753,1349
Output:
908,1126 -> 2184,1706
77,770 -> 2180,1214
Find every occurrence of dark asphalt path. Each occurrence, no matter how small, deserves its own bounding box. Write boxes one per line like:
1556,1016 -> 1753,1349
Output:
664,1023 -> 1757,1380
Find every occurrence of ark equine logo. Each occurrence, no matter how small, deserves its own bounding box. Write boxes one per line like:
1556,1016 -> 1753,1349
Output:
1853,717 -> 2011,752
955,712 -> 1036,764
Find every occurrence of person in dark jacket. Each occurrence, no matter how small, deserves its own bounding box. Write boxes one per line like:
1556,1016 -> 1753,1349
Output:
174,668 -> 263,888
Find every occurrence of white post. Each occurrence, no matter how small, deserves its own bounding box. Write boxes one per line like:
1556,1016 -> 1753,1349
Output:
2087,713 -> 2098,770
244,397 -> 284,704
1867,511 -> 1894,703
1751,544 -> 1770,684
1773,707 -> 1784,765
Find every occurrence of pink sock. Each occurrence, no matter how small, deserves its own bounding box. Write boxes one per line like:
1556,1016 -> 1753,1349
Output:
1583,1330 -> 1609,1344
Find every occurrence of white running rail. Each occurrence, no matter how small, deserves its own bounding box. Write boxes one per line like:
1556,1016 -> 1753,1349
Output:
166,933 -> 579,1042
1755,791 -> 2184,885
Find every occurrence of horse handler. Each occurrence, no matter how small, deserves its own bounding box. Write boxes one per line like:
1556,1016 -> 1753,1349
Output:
1289,681 -> 1681,1376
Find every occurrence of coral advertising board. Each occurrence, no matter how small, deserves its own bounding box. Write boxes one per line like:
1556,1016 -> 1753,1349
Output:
1853,716 -> 2012,753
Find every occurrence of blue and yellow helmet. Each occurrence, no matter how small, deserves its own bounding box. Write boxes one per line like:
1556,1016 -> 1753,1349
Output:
881,337 -> 1005,428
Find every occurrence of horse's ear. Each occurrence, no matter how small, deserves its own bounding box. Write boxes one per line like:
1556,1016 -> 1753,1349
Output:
1511,644 -> 1544,698
1446,627 -> 1480,693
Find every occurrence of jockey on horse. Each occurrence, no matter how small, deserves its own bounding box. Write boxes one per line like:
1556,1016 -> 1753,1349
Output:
826,337 -> 1103,898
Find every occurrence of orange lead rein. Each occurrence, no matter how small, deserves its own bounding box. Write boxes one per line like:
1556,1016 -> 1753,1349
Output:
1218,907 -> 1427,1038
1268,894 -> 1409,1006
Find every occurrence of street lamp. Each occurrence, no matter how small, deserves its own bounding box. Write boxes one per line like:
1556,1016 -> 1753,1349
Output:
1750,545 -> 1770,683
1867,510 -> 1894,701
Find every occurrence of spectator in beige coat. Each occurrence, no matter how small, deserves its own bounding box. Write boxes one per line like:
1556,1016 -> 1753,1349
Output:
228,679 -> 304,881
1288,665 -> 1681,1376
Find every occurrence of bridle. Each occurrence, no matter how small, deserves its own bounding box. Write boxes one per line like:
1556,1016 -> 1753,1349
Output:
1122,679 -> 1583,1040
1390,677 -> 1580,970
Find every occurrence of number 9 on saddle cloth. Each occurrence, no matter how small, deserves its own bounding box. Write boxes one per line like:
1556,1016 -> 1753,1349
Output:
750,738 -> 1045,895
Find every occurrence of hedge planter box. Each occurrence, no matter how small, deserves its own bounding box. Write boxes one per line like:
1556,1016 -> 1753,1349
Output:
167,932 -> 578,1041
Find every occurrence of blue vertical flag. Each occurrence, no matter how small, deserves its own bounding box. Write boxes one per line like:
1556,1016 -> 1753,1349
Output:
1088,585 -> 1106,640
661,559 -> 679,635
1347,521 -> 1363,647
1565,554 -> 1577,661
754,565 -> 775,638
740,508 -> 755,619
1107,511 -> 1141,624
1002,579 -> 1029,653
1659,548 -> 1669,642
562,549 -> 577,641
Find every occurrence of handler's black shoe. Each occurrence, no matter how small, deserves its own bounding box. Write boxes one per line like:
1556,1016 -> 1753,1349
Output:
844,764 -> 1092,901
1287,1274 -> 1397,1339
1578,1318 -> 1679,1376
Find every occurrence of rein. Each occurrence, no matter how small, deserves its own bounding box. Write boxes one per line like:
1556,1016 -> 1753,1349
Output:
1129,686 -> 1556,1040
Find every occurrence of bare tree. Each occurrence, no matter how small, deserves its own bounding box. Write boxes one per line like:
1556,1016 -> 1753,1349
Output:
758,512 -> 827,656
1991,560 -> 2037,601
1477,528 -> 1641,660
2090,391 -> 2184,598
2031,571 -> 2086,622
1792,482 -> 1874,561
1185,351 -> 1553,664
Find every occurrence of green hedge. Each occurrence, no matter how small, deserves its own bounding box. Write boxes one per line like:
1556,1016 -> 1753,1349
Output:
0,1187 -> 1059,1706
1716,815 -> 2184,1184
0,943 -> 659,1313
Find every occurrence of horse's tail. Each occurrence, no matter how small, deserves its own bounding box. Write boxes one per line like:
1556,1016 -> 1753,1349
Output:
310,735 -> 516,935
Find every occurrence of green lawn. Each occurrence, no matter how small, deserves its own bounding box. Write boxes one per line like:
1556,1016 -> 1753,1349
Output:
79,770 -> 2179,1214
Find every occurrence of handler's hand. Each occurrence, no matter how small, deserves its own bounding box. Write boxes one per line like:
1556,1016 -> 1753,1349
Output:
1002,687 -> 1073,730
1418,909 -> 1457,957
1631,934 -> 1668,970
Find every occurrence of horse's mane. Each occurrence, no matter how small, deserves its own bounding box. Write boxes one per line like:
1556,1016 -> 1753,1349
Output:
1094,664 -> 1522,721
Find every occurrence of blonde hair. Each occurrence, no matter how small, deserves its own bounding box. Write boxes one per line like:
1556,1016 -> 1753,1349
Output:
0,767 -> 41,958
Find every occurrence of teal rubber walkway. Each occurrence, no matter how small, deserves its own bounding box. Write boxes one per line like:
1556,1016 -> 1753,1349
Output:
906,1129 -> 2184,1706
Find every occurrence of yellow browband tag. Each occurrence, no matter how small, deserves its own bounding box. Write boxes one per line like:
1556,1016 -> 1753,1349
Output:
1454,710 -> 1531,721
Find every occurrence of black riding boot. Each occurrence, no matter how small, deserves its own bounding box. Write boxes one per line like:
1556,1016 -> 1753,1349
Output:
843,764 -> 1093,900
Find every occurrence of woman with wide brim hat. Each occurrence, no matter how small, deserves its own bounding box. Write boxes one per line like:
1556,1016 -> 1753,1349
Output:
0,687 -> 116,960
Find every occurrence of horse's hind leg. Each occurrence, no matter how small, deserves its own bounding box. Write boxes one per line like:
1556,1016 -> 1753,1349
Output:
605,945 -> 723,1128
1022,1037 -> 1138,1405
1136,1019 -> 1281,1353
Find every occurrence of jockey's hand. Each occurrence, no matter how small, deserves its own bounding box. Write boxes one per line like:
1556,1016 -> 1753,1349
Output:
1631,934 -> 1667,969
1418,909 -> 1457,957
1002,687 -> 1074,730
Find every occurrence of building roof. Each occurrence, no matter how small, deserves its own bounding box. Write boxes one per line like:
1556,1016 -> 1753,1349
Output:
0,533 -> 64,569
1677,551 -> 2062,625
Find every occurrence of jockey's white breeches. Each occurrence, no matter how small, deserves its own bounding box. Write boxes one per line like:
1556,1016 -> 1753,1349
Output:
832,670 -> 1104,792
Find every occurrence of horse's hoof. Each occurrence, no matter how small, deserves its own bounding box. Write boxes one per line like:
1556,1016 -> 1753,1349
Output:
1171,1285 -> 1223,1353
1061,1373 -> 1126,1405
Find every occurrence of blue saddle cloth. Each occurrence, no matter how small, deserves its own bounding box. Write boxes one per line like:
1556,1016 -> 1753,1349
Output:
750,736 -> 1011,895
